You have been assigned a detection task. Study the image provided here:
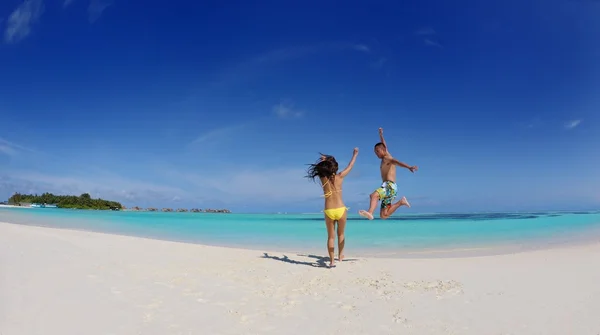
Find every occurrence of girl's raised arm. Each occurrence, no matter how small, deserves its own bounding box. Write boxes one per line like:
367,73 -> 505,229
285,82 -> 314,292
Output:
338,148 -> 359,178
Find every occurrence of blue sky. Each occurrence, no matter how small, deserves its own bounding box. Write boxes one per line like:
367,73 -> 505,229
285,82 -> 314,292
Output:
0,0 -> 599,213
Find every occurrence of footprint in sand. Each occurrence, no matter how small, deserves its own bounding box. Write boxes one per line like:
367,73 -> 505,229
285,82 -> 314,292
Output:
336,302 -> 356,311
183,290 -> 205,300
154,281 -> 175,289
403,280 -> 463,298
392,310 -> 411,328
228,310 -> 252,324
140,299 -> 163,310
341,304 -> 355,311
376,289 -> 395,300
280,299 -> 300,311
86,274 -> 102,282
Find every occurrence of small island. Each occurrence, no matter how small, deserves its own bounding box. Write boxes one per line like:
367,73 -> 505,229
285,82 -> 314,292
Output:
8,192 -> 123,210
6,192 -> 231,213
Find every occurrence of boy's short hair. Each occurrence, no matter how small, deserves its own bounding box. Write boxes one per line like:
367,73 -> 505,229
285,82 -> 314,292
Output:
374,142 -> 386,149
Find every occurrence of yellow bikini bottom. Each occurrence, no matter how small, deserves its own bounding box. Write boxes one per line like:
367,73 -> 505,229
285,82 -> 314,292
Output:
324,207 -> 348,221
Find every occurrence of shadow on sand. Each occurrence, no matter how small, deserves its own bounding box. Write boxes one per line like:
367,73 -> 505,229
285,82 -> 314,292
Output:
261,253 -> 358,268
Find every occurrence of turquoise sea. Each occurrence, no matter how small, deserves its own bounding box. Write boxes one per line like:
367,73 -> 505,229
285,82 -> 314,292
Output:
1,207 -> 600,257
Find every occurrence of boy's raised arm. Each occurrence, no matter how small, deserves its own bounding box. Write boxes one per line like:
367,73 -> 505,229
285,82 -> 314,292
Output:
339,148 -> 359,177
379,127 -> 388,152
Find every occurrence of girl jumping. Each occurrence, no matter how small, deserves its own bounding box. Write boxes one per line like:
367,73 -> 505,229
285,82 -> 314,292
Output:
305,148 -> 358,267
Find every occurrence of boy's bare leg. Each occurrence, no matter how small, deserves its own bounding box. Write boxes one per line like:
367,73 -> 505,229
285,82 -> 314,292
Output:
359,191 -> 379,220
324,215 -> 336,267
380,197 -> 410,219
337,212 -> 347,261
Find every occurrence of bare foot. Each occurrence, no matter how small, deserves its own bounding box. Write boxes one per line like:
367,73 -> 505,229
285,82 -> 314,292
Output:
359,210 -> 374,220
400,196 -> 411,208
339,254 -> 344,262
329,261 -> 335,268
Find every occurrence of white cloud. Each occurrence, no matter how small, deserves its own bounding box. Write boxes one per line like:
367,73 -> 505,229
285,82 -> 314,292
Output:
209,168 -> 318,200
163,164 -> 376,209
352,44 -> 371,53
415,27 -> 443,49
169,168 -> 321,206
0,138 -> 37,156
424,38 -> 443,48
415,27 -> 436,35
2,170 -> 190,206
1,155 -> 378,210
63,0 -> 112,21
252,43 -> 372,64
189,123 -> 250,146
4,0 -> 44,44
520,117 -> 543,129
211,42 -> 373,88
88,0 -> 112,23
371,57 -> 387,69
272,101 -> 303,119
253,45 -> 321,64
565,119 -> 582,130
0,144 -> 17,156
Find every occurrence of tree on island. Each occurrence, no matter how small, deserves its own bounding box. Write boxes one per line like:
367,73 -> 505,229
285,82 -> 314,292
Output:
8,192 -> 123,210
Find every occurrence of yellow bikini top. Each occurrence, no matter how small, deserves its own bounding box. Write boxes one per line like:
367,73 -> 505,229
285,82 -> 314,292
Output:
321,175 -> 341,198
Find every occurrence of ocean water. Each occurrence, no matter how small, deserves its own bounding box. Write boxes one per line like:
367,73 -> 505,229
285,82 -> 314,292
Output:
1,207 -> 600,257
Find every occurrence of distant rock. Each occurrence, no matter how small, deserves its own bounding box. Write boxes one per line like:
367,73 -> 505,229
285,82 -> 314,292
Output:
127,206 -> 230,213
204,208 -> 231,213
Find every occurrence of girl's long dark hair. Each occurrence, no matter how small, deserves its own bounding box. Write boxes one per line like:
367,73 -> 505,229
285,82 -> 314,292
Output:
305,153 -> 339,187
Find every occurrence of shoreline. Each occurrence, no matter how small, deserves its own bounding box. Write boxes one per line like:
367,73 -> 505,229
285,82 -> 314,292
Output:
3,217 -> 600,259
2,221 -> 600,334
3,204 -> 597,215
0,204 -> 32,209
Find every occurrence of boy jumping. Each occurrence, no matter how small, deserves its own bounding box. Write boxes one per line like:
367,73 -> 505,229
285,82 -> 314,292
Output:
359,127 -> 418,220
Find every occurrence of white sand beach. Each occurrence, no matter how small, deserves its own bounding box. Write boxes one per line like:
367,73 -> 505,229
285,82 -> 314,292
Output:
0,204 -> 30,209
1,221 -> 600,335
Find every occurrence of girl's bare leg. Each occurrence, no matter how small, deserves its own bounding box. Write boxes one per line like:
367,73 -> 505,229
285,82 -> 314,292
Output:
336,210 -> 347,262
324,215 -> 336,267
